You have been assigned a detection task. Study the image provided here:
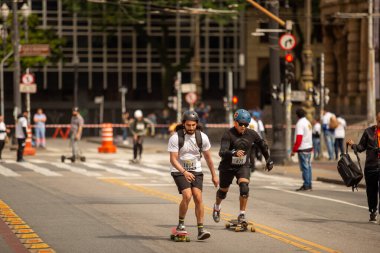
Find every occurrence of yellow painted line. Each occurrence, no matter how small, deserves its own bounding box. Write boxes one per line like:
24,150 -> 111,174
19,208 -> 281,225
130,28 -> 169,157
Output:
0,199 -> 55,252
101,178 -> 341,253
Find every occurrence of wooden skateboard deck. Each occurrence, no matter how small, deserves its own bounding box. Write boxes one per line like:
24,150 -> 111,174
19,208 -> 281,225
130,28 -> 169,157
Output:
170,227 -> 190,242
225,219 -> 255,232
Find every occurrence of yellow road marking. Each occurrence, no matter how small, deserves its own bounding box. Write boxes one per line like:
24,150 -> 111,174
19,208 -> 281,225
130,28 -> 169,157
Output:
101,178 -> 341,253
0,199 -> 55,252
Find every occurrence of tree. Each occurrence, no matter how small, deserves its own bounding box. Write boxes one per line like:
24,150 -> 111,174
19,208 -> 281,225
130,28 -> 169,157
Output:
63,0 -> 246,104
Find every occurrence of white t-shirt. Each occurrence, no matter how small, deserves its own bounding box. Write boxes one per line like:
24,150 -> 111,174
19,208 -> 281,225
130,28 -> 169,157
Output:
167,131 -> 211,173
0,122 -> 6,140
294,117 -> 313,150
312,122 -> 321,135
16,117 -> 28,139
248,118 -> 258,132
334,117 -> 346,138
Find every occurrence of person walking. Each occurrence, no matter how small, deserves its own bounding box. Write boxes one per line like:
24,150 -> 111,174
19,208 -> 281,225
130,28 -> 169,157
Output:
312,118 -> 321,160
168,111 -> 218,240
0,115 -> 8,161
129,110 -> 155,163
334,114 -> 347,160
347,112 -> 380,223
33,108 -> 47,148
212,109 -> 273,224
122,111 -> 130,145
291,108 -> 313,191
15,111 -> 28,162
70,107 -> 84,161
321,109 -> 337,160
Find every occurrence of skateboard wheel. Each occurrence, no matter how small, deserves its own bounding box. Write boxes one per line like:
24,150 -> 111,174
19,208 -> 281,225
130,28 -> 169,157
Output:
61,156 -> 65,163
250,226 -> 256,232
71,157 -> 75,163
80,157 -> 86,162
170,235 -> 174,240
186,237 -> 190,242
174,236 -> 179,242
225,223 -> 230,229
235,227 -> 240,232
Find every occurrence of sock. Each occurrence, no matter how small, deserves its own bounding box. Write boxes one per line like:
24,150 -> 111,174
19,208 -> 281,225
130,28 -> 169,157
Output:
239,211 -> 245,215
178,217 -> 185,226
214,203 -> 221,211
197,223 -> 204,233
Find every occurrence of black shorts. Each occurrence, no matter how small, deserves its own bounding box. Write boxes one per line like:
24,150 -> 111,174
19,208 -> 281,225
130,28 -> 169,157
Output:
171,172 -> 204,194
219,167 -> 250,188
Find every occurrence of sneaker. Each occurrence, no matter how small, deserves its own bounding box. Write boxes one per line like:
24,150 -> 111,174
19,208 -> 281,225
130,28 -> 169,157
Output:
176,223 -> 186,232
296,186 -> 312,191
369,212 -> 377,223
238,213 -> 246,223
197,229 -> 211,240
212,208 -> 220,223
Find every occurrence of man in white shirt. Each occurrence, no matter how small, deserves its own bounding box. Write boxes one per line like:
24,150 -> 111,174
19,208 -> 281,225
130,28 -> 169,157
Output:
168,111 -> 218,240
334,115 -> 347,160
15,111 -> 28,162
291,108 -> 313,191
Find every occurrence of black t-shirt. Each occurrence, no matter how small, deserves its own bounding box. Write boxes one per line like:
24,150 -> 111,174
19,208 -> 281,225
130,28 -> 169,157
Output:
218,127 -> 269,170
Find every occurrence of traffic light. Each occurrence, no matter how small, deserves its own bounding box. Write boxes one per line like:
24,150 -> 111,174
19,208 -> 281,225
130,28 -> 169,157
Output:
168,96 -> 177,110
232,95 -> 238,110
284,53 -> 295,85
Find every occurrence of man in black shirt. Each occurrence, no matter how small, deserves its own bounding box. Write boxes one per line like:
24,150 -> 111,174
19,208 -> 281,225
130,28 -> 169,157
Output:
212,109 -> 274,223
347,112 -> 380,223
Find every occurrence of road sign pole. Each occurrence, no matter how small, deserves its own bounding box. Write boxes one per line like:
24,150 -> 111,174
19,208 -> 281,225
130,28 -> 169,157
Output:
176,72 -> 182,123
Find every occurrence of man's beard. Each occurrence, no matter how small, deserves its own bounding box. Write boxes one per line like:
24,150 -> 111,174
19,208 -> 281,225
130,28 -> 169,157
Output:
185,129 -> 195,135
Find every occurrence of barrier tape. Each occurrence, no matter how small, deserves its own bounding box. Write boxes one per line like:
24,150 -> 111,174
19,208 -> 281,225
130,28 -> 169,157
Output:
4,123 -> 370,130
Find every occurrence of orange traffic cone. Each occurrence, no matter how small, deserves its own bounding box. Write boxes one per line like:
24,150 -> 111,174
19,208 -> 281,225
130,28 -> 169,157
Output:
23,128 -> 36,156
98,123 -> 117,153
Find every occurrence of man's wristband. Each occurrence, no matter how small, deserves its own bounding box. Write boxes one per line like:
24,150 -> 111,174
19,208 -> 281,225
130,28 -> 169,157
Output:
181,170 -> 187,174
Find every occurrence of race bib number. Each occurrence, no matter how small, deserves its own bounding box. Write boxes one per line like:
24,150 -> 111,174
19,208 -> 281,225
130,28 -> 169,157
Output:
231,155 -> 247,165
181,159 -> 197,171
136,123 -> 145,130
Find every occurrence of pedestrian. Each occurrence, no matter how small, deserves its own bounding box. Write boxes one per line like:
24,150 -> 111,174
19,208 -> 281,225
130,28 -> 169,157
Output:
33,108 -> 47,148
129,110 -> 155,163
168,110 -> 218,240
212,109 -> 273,224
312,118 -> 321,160
321,109 -> 338,160
248,112 -> 260,172
347,112 -> 380,224
122,111 -> 130,145
70,107 -> 84,161
0,115 -> 9,162
157,108 -> 171,139
334,114 -> 347,160
195,102 -> 210,132
15,111 -> 28,162
291,108 -> 313,191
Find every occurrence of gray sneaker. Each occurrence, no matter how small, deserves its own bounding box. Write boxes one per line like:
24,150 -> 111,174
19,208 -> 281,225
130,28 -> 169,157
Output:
212,208 -> 220,223
176,224 -> 186,232
197,229 -> 211,240
238,213 -> 246,223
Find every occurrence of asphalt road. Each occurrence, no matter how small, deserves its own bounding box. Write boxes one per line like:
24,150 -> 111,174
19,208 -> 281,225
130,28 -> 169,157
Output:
0,139 -> 379,253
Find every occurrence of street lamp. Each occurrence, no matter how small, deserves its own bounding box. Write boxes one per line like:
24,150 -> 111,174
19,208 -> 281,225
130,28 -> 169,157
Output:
0,3 -> 9,54
20,3 -> 31,42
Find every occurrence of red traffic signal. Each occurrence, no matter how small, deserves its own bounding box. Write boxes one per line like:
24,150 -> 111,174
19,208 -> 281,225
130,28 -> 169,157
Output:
232,95 -> 238,105
285,53 -> 294,63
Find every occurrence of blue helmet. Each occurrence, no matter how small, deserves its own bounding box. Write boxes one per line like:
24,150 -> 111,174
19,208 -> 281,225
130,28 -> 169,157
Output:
233,109 -> 251,124
252,111 -> 260,119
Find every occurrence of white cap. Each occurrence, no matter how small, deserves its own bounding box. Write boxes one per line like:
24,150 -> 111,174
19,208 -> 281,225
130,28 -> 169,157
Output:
134,110 -> 143,118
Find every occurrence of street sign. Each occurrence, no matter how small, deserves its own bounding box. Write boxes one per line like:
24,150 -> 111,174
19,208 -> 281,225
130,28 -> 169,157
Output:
291,90 -> 306,102
20,84 -> 37,93
181,83 -> 196,93
21,73 -> 35,85
185,92 -> 197,105
94,96 -> 104,104
20,44 -> 50,57
279,34 -> 296,50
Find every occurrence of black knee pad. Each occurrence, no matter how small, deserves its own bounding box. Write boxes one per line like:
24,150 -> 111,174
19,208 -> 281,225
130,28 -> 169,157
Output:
217,189 -> 227,199
239,183 -> 249,198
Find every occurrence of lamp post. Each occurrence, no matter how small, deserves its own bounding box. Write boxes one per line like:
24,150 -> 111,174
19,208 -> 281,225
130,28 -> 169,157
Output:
21,3 -> 31,123
12,1 -> 21,120
0,3 -> 9,117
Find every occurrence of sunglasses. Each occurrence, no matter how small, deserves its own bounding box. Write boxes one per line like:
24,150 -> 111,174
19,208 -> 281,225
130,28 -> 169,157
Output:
237,122 -> 249,127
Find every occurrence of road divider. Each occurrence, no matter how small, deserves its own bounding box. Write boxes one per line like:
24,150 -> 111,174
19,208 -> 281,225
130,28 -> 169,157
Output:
0,199 -> 55,253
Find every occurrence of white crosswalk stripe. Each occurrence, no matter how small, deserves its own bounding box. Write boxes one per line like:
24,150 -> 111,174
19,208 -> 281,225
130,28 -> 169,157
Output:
80,162 -> 140,177
16,162 -> 62,176
0,164 -> 20,177
51,162 -> 103,177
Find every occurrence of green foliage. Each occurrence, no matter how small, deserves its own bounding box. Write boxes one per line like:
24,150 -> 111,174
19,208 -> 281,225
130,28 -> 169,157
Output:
0,13 -> 64,69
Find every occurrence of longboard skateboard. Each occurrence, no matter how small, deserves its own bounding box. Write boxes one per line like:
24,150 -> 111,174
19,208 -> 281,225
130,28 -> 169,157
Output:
225,219 -> 255,232
170,227 -> 190,242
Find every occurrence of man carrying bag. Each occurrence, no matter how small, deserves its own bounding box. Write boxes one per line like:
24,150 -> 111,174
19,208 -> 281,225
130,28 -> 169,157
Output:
347,112 -> 380,224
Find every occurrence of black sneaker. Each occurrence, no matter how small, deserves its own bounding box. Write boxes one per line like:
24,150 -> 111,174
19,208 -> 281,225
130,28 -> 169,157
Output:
212,208 -> 220,223
197,229 -> 211,240
296,186 -> 312,191
238,213 -> 246,223
369,212 -> 377,223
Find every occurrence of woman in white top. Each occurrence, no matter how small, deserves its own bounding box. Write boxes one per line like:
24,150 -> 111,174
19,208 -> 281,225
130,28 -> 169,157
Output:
334,115 -> 347,160
0,115 -> 7,161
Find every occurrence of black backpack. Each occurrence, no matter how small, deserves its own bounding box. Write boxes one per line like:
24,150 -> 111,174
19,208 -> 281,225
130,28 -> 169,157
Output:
337,144 -> 363,191
177,129 -> 203,158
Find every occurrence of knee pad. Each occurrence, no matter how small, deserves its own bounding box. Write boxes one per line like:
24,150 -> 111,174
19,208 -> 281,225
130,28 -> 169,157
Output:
217,189 -> 227,199
239,183 -> 249,198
